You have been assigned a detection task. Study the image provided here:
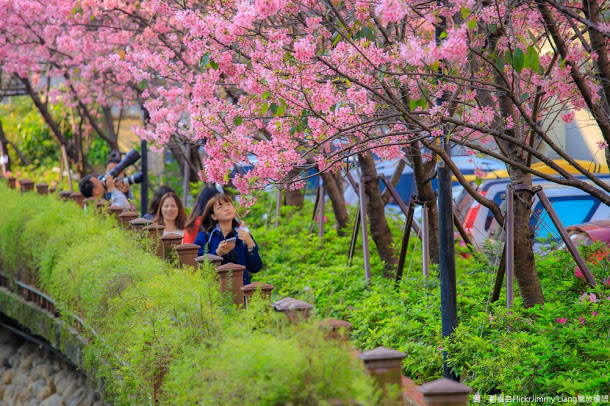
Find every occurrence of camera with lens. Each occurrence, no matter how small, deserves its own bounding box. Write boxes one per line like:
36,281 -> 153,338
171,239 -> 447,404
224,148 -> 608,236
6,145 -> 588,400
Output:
118,171 -> 144,185
98,149 -> 141,184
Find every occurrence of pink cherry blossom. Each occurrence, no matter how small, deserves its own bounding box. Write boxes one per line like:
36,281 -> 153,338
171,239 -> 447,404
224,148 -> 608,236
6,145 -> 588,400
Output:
561,111 -> 575,123
580,292 -> 599,303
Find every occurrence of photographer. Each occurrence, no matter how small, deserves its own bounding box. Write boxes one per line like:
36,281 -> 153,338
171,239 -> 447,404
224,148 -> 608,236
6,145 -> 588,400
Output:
78,174 -> 130,211
79,149 -> 141,211
105,152 -> 134,201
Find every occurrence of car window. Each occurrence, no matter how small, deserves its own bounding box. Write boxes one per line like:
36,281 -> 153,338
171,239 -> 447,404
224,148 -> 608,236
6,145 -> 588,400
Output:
531,197 -> 598,240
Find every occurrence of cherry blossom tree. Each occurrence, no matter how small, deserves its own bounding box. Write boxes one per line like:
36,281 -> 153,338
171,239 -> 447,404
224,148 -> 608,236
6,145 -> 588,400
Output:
3,0 -> 609,305
0,0 -> 141,174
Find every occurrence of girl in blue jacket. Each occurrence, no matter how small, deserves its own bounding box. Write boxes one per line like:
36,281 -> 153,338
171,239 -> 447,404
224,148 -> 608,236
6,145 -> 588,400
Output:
194,194 -> 262,285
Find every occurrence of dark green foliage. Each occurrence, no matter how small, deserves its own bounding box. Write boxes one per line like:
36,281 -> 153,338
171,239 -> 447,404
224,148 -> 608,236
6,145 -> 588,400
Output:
245,193 -> 609,397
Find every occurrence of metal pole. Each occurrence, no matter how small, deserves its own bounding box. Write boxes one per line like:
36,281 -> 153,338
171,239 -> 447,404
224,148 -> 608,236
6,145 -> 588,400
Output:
358,171 -> 371,285
275,187 -> 281,228
319,183 -> 325,240
506,185 -> 514,309
61,145 -> 73,192
395,200 -> 416,287
308,185 -> 321,234
182,143 -> 190,208
422,203 -> 430,279
536,188 -> 596,285
140,108 -> 150,217
436,0 -> 457,381
491,244 -> 506,303
348,207 -> 360,266
379,176 -> 421,237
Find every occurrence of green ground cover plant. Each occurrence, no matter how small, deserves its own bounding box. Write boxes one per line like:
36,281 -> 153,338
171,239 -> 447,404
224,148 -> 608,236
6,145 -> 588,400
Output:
244,193 -> 610,400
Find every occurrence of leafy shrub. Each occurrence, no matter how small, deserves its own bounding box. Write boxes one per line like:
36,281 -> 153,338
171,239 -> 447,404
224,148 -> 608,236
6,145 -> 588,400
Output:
0,182 -> 380,405
244,192 -> 610,397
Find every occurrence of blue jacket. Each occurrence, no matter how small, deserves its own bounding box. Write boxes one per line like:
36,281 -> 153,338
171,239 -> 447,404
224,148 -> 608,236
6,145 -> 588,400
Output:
194,225 -> 263,285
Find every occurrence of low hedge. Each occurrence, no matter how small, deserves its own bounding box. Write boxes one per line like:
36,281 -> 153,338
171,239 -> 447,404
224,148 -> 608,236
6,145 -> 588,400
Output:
0,183 -> 382,405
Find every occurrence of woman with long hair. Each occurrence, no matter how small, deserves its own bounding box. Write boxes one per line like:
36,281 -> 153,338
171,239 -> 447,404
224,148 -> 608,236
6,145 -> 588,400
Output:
182,186 -> 220,244
194,194 -> 262,285
153,191 -> 187,236
144,185 -> 175,220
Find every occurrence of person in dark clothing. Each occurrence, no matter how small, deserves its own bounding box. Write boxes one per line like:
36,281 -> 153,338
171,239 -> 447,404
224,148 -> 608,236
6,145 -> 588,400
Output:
143,185 -> 175,220
194,194 -> 262,285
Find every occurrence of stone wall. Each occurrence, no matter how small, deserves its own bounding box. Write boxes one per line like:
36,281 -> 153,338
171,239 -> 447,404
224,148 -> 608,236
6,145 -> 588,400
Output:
0,327 -> 105,406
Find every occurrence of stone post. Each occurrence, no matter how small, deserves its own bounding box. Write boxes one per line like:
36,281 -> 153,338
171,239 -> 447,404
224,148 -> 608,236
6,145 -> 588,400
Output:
59,190 -> 72,201
195,253 -> 223,268
161,232 -> 183,260
417,378 -> 472,406
83,197 -> 97,211
241,282 -> 274,307
175,243 -> 201,268
118,211 -> 138,229
358,346 -> 406,399
143,224 -> 165,258
129,217 -> 152,231
70,192 -> 84,208
95,199 -> 109,214
8,177 -> 16,189
19,179 -> 34,193
215,263 -> 245,306
106,205 -> 124,217
271,297 -> 314,323
320,318 -> 353,341
35,183 -> 49,195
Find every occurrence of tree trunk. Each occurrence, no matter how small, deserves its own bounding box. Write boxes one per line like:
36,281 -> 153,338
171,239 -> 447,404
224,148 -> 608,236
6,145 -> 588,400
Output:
320,171 -> 349,235
509,171 -> 544,307
101,106 -> 121,154
358,152 -> 397,275
285,188 -> 304,208
169,142 -> 203,184
20,77 -> 84,170
0,120 -> 12,173
188,145 -> 203,183
284,169 -> 305,209
407,144 -> 440,264
470,25 -> 545,307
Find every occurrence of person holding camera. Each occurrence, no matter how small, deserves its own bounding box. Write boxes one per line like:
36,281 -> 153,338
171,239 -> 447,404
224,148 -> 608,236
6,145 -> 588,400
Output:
79,149 -> 142,211
194,194 -> 262,285
105,153 -> 133,200
78,174 -> 130,211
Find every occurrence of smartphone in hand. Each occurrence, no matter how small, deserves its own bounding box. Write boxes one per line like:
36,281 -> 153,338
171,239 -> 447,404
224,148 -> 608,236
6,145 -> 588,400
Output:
224,237 -> 237,243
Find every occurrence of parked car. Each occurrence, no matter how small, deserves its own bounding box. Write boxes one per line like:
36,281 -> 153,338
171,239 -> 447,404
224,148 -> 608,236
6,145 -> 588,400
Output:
344,155 -> 505,207
457,175 -> 610,248
484,184 -> 610,250
566,220 -> 610,247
